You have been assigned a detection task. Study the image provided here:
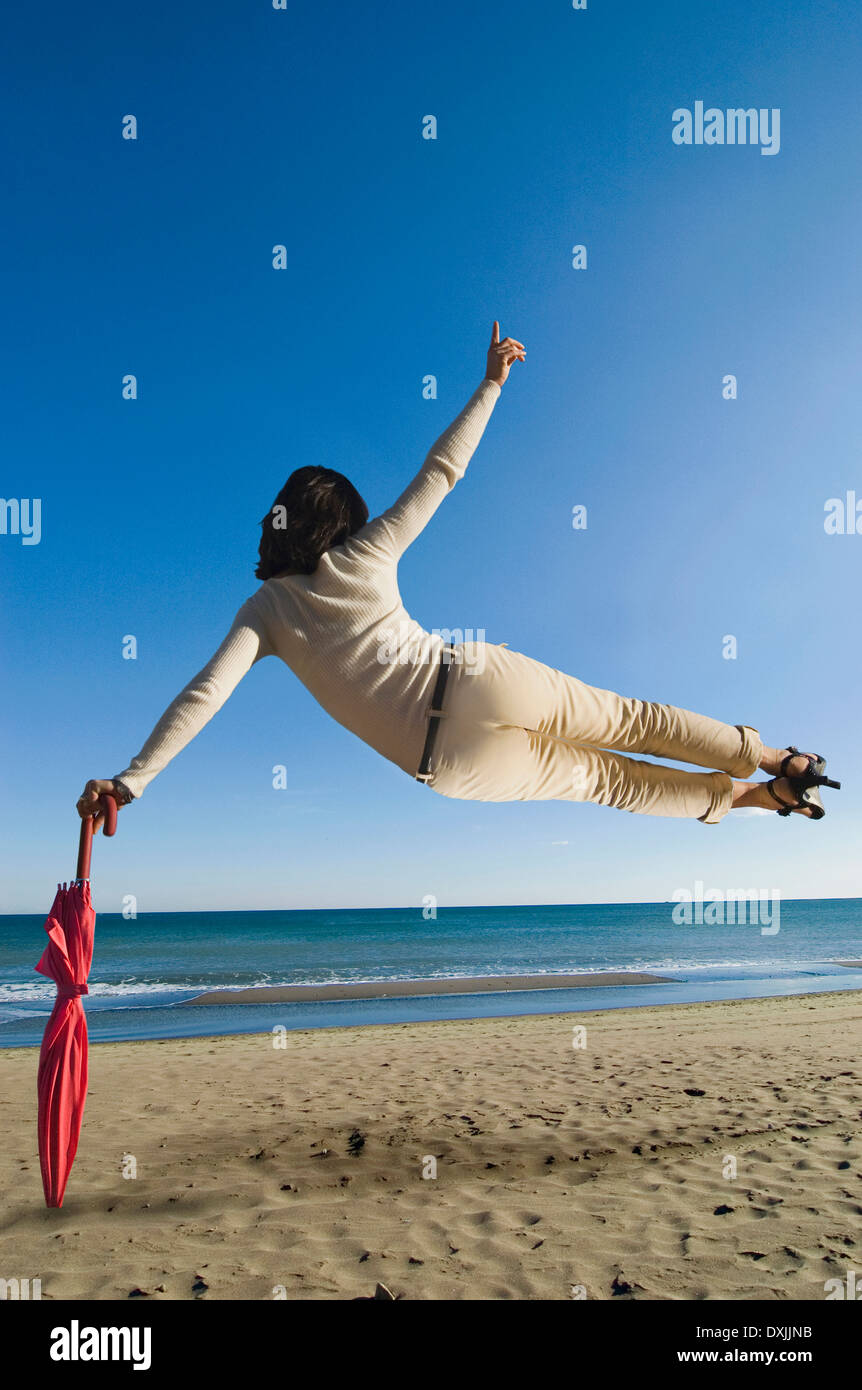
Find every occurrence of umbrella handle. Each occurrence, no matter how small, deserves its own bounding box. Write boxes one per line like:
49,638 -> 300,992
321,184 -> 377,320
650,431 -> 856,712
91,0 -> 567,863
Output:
76,794 -> 119,881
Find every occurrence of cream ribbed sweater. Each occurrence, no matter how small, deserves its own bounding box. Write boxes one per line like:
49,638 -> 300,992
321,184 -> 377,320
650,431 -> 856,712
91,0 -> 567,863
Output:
115,378 -> 501,798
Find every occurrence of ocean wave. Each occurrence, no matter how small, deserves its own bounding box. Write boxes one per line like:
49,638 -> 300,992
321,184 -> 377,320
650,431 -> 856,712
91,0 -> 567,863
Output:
0,980 -> 208,1004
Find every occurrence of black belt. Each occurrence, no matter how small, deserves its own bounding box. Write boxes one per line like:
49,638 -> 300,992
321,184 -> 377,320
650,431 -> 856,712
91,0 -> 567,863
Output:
415,645 -> 457,782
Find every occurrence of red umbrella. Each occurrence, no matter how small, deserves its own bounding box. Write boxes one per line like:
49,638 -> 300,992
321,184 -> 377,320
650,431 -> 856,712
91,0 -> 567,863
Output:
34,795 -> 118,1207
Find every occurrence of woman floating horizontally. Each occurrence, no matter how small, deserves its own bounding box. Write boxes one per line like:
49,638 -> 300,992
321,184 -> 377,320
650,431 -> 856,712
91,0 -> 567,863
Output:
78,322 -> 840,832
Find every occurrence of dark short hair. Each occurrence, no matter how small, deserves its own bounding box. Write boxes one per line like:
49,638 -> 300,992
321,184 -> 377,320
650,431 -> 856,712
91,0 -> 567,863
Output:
256,467 -> 369,580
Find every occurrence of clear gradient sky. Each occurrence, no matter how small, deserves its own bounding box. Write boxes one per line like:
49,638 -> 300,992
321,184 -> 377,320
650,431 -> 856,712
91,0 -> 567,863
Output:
2,1 -> 861,913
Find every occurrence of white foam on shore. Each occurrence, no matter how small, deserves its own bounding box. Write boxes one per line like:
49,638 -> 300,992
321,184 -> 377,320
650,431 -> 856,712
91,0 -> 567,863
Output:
2,959 -> 859,1010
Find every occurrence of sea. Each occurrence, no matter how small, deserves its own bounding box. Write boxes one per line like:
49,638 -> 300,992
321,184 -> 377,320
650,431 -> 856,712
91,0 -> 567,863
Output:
1,899 -> 860,1048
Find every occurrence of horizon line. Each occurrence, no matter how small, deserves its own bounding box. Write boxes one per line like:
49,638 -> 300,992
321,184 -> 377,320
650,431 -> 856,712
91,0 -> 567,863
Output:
3,893 -> 860,918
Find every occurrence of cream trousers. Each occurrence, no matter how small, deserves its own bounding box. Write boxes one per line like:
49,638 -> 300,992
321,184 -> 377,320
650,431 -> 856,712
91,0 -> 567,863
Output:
425,643 -> 762,824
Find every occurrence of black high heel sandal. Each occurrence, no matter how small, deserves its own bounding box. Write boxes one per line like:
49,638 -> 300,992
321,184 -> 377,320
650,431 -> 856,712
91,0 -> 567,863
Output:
766,747 -> 841,820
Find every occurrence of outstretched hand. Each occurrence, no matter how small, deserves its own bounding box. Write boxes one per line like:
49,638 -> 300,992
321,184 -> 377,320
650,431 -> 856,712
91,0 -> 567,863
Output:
76,779 -> 124,834
485,320 -> 525,387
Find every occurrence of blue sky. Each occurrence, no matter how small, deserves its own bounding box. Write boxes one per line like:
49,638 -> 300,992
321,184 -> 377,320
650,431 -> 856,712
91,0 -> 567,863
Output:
2,0 -> 861,913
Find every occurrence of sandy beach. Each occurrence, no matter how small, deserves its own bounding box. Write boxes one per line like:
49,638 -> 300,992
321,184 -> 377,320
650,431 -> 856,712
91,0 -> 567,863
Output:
2,990 -> 859,1301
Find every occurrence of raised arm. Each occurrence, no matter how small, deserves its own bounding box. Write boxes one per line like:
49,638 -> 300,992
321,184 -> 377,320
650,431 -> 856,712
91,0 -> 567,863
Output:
76,597 -> 270,822
357,321 -> 525,560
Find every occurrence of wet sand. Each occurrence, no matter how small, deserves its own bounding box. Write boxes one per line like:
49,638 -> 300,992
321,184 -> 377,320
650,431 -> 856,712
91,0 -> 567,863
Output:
181,971 -> 672,1006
